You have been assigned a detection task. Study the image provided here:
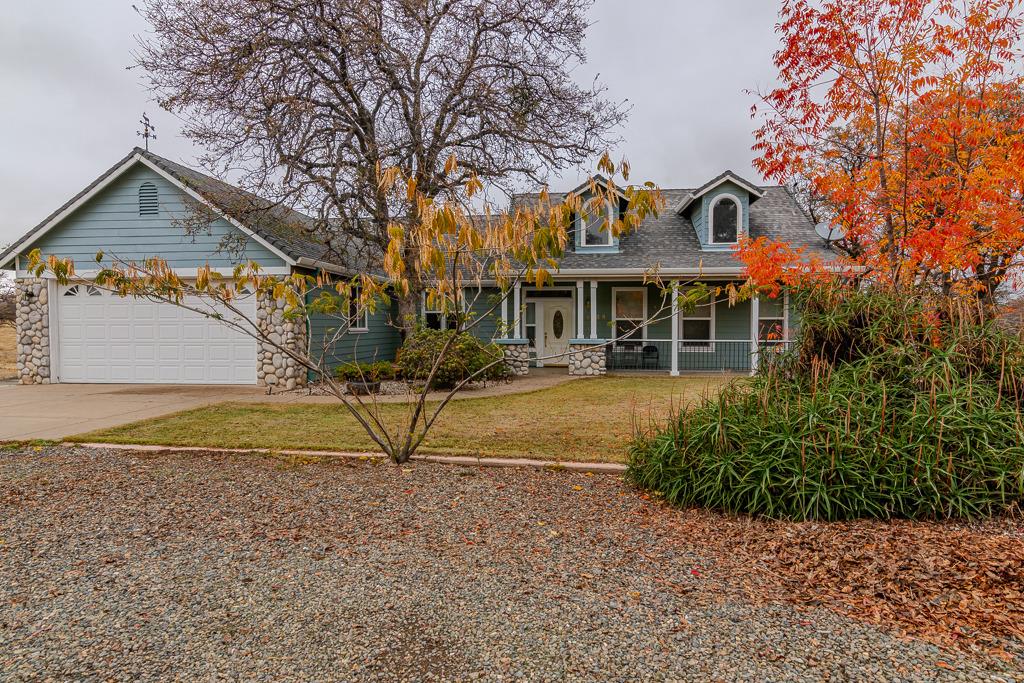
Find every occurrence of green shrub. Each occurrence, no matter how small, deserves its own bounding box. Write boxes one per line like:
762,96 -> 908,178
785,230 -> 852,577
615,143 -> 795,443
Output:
334,360 -> 397,383
628,285 -> 1024,521
396,327 -> 512,389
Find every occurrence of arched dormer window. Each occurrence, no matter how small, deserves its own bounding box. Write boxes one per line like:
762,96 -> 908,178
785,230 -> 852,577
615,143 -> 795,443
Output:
709,194 -> 740,244
139,182 -> 159,216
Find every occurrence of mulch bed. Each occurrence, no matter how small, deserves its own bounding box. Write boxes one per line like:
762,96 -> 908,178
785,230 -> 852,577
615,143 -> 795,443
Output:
654,500 -> 1024,660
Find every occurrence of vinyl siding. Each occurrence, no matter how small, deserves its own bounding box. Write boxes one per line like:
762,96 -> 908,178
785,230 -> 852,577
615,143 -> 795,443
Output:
307,293 -> 402,379
26,163 -> 286,270
464,287 -> 501,341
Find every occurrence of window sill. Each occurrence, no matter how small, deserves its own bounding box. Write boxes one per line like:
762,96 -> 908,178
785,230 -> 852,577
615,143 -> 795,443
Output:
574,245 -> 619,254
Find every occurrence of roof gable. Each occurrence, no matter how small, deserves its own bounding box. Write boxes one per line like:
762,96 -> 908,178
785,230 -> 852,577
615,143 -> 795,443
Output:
673,170 -> 764,214
0,148 -> 356,273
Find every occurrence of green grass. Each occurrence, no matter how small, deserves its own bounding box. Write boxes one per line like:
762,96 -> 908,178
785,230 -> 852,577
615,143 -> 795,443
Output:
72,375 -> 734,463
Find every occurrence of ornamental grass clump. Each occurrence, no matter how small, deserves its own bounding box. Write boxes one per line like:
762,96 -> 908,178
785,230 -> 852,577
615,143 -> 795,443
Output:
628,285 -> 1024,521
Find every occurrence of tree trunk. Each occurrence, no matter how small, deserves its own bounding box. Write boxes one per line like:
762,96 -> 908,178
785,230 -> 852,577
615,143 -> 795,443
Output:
396,288 -> 420,339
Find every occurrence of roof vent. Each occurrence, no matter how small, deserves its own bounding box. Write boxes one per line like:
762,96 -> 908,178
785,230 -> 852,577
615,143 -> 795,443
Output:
139,182 -> 159,216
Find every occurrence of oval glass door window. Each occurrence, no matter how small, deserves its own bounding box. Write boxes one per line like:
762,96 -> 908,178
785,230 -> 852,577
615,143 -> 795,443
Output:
552,310 -> 564,338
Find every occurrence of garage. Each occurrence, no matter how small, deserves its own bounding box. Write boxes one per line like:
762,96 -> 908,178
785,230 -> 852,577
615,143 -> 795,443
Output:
55,283 -> 257,384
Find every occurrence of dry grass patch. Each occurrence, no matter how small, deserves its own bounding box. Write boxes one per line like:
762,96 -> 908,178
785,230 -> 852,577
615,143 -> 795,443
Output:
73,375 -> 733,463
0,326 -> 16,380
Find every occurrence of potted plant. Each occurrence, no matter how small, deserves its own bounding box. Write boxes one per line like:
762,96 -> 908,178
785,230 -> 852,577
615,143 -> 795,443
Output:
335,361 -> 396,395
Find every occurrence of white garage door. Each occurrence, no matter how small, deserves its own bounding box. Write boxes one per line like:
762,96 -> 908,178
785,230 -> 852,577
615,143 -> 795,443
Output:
56,284 -> 257,384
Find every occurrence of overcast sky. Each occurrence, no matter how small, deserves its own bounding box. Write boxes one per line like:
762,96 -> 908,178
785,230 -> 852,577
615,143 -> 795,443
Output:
0,0 -> 784,248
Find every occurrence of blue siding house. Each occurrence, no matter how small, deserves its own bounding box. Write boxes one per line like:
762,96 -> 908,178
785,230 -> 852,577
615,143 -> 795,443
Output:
1,148 -> 826,386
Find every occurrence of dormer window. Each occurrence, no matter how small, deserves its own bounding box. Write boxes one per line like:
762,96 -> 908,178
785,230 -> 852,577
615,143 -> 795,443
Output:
578,198 -> 615,247
709,194 -> 740,244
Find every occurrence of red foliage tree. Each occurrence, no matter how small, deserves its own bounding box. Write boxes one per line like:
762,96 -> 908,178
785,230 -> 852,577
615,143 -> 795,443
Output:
747,0 -> 1024,310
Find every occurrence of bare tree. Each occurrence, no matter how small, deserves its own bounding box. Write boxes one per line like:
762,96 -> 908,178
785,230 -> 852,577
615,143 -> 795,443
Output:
135,0 -> 627,331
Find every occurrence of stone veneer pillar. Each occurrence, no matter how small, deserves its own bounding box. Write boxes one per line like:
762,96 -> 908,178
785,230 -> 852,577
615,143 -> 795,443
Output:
496,339 -> 530,376
568,340 -> 607,376
15,278 -> 50,385
256,289 -> 308,391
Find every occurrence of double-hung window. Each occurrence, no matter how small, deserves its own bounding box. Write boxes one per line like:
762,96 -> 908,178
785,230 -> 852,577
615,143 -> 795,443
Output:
578,197 -> 615,247
709,195 -> 740,244
422,290 -> 466,330
613,288 -> 646,345
680,289 -> 714,351
758,294 -> 787,346
348,286 -> 369,332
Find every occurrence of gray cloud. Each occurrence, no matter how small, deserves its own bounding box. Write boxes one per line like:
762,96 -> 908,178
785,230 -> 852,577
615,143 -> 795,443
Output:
0,0 -> 783,248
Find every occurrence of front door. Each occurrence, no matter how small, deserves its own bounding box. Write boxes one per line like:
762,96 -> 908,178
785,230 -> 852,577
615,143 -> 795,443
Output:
543,300 -> 574,365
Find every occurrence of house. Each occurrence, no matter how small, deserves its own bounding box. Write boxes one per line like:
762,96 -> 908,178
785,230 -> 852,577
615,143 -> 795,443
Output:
0,147 -> 827,386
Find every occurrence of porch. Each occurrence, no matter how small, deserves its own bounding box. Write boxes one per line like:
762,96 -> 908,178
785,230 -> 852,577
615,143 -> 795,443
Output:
495,279 -> 792,376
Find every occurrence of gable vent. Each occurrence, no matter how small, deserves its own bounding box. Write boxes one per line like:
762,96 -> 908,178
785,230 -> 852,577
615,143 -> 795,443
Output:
138,182 -> 159,216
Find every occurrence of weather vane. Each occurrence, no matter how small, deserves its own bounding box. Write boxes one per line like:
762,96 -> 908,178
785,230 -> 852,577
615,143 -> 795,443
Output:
137,112 -> 157,151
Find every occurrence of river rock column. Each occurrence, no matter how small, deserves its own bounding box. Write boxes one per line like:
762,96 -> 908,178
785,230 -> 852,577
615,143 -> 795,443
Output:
568,341 -> 607,376
15,278 -> 50,385
256,289 -> 308,391
496,339 -> 530,376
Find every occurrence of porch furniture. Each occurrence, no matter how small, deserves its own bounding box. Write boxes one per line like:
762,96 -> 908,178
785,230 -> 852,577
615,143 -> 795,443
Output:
641,344 -> 659,369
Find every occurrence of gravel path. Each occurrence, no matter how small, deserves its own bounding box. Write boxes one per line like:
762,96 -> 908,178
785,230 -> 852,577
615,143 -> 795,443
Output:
0,446 -> 1019,682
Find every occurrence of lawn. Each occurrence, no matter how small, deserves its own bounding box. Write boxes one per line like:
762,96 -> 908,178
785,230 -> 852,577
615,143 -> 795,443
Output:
0,326 -> 15,380
73,375 -> 733,462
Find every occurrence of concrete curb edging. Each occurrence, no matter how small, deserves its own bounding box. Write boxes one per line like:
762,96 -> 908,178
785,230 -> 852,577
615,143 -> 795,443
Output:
70,442 -> 628,474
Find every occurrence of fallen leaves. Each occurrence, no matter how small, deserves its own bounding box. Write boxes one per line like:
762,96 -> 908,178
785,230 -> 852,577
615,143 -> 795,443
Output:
677,510 -> 1024,658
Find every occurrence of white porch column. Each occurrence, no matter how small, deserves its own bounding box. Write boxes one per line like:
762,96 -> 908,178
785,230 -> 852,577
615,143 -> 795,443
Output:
501,289 -> 509,339
750,294 -> 761,375
575,280 -> 585,338
670,280 -> 680,376
783,292 -> 790,342
513,283 -> 522,339
589,280 -> 598,339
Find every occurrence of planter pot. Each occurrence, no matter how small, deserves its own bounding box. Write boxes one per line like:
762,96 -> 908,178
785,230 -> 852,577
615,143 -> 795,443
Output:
346,380 -> 381,395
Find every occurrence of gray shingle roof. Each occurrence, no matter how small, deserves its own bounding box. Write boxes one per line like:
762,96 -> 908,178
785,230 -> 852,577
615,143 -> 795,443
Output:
2,149 -> 829,278
513,184 -> 831,272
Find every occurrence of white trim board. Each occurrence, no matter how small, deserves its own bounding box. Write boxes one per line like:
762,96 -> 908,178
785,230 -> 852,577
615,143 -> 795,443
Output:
674,173 -> 765,214
1,152 -> 298,271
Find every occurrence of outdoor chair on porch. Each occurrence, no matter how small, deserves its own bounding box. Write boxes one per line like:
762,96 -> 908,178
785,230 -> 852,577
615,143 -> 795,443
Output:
641,344 -> 659,369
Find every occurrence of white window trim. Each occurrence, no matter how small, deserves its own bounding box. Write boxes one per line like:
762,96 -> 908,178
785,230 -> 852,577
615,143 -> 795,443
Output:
348,287 -> 369,333
757,292 -> 789,344
611,287 -> 647,345
421,289 -> 469,331
678,288 -> 716,353
708,193 -> 742,245
578,197 -> 616,247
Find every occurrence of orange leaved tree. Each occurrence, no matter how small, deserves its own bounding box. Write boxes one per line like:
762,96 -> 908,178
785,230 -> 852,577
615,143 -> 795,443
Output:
747,0 -> 1024,311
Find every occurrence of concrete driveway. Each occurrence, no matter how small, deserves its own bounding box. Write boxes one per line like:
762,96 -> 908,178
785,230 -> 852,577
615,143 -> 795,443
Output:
0,383 -> 266,441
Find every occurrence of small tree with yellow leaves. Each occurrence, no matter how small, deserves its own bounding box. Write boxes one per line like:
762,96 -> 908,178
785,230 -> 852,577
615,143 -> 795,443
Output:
28,154 -> 676,463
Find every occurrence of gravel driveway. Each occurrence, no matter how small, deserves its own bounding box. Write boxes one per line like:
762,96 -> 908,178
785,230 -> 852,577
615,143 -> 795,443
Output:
0,446 -> 1018,682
